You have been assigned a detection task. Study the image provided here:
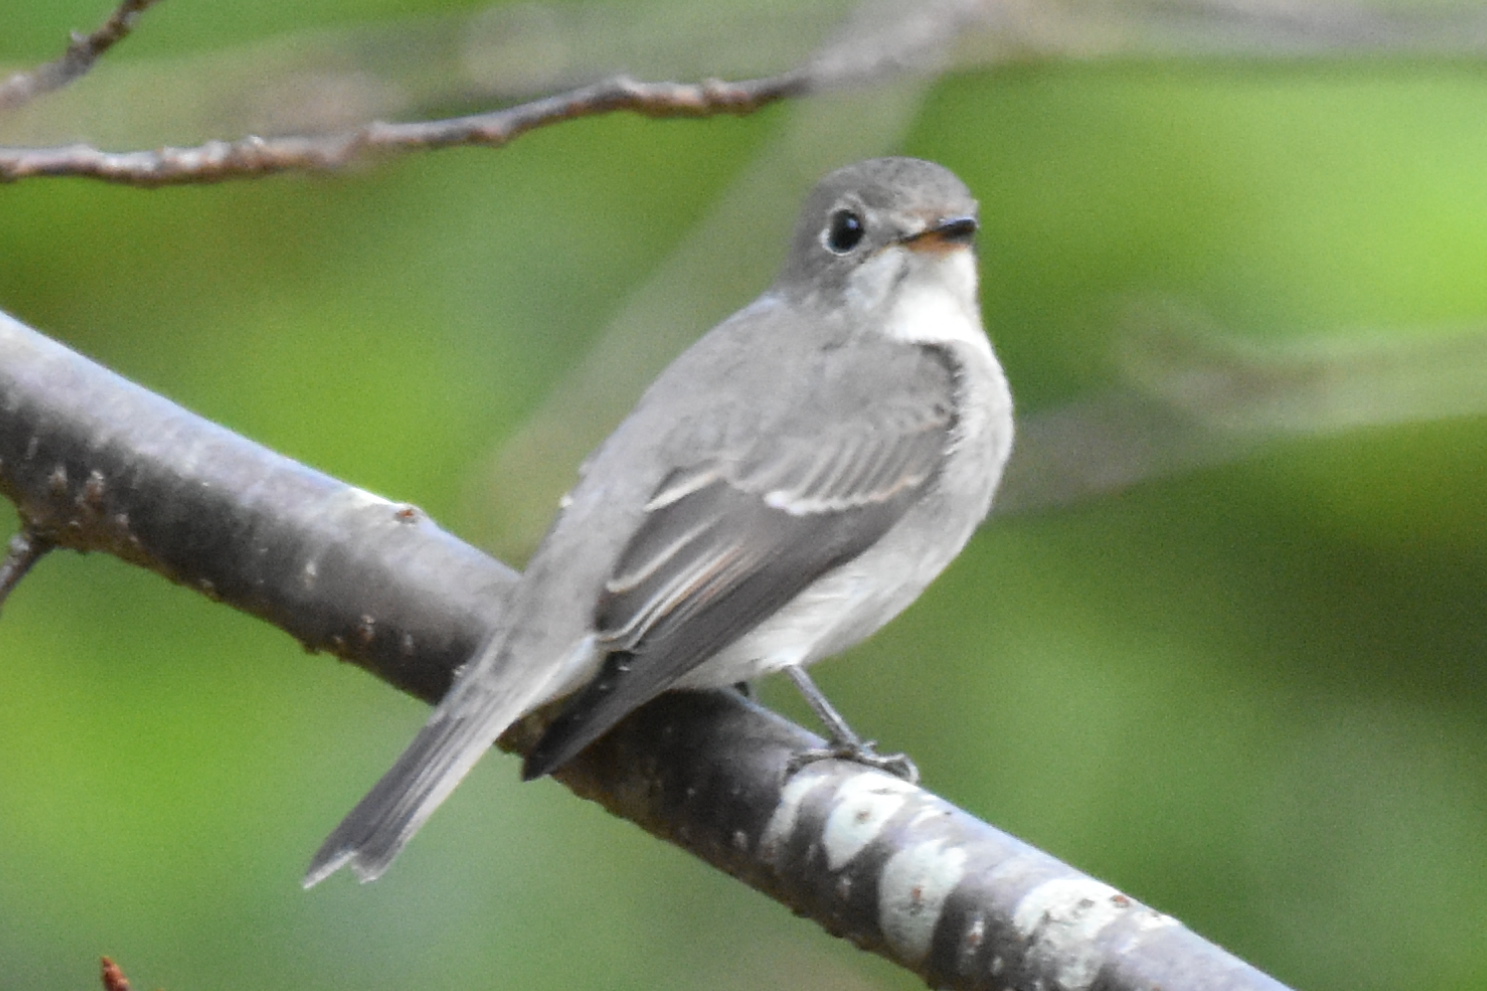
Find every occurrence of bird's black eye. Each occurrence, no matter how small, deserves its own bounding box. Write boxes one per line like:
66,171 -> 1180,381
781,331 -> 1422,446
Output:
823,209 -> 865,254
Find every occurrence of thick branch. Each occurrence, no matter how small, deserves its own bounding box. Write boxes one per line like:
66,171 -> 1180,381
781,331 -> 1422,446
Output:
0,310 -> 511,699
0,0 -> 165,113
0,308 -> 1293,991
538,691 -> 1294,991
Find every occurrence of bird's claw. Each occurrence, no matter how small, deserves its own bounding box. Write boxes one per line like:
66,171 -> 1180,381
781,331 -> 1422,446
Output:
787,740 -> 919,784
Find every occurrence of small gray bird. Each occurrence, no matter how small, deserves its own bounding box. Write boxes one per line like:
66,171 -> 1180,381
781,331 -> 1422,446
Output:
305,157 -> 1014,886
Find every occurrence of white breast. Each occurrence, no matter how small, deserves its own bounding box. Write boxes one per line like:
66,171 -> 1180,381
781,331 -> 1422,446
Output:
676,246 -> 1015,689
886,246 -> 1013,513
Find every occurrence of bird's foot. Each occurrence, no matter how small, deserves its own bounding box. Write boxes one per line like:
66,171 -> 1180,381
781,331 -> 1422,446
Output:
787,739 -> 919,784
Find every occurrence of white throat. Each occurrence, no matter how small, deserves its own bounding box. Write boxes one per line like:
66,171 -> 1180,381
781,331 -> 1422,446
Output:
878,247 -> 986,351
840,245 -> 984,351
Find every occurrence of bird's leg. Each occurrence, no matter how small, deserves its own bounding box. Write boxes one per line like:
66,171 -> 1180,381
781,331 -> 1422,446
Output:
783,666 -> 919,783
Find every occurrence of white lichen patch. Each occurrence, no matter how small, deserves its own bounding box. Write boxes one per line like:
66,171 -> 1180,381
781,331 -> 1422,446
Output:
822,771 -> 919,871
1012,877 -> 1176,991
878,838 -> 968,963
960,910 -> 988,966
907,806 -> 951,830
760,769 -> 832,862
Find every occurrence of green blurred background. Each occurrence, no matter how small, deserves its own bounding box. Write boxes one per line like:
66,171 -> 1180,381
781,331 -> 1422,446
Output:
2,1 -> 1486,989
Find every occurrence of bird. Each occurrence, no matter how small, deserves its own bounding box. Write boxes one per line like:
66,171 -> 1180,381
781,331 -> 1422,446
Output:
305,156 -> 1015,886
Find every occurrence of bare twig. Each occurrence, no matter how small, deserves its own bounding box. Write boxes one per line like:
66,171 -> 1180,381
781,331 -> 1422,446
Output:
0,0 -> 166,113
4,0 -> 1484,158
0,72 -> 808,186
0,527 -> 52,614
3,0 -> 1486,185
0,0 -> 980,186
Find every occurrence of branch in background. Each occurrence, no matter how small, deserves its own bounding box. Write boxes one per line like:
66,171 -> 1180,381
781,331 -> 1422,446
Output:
0,0 -> 165,113
0,72 -> 809,186
998,314 -> 1487,516
0,2 -> 871,151
4,0 -> 1487,182
0,0 -> 977,186
1116,308 -> 1487,435
0,308 -> 1295,991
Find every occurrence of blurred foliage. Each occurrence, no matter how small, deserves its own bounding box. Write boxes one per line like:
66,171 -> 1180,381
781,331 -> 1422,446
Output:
1,2 -> 1485,990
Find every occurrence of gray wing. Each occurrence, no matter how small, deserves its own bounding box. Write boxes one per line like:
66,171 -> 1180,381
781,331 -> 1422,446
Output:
521,352 -> 956,779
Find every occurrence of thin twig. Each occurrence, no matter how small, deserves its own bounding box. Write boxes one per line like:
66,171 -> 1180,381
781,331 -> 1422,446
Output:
0,0 -> 977,187
0,527 -> 52,614
0,71 -> 809,186
0,0 -> 166,113
3,0 -> 1485,185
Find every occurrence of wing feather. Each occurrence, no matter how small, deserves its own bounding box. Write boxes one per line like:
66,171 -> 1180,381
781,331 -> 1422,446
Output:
522,349 -> 959,779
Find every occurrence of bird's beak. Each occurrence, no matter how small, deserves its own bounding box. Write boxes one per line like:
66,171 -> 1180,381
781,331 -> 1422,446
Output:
900,215 -> 978,253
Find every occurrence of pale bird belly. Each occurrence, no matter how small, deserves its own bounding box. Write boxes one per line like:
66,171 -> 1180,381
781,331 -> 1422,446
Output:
666,253 -> 1014,692
673,339 -> 1011,688
672,488 -> 985,689
669,562 -> 913,688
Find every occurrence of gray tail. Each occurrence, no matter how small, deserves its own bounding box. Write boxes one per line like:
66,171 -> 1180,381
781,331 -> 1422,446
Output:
302,705 -> 497,886
304,636 -> 590,886
302,639 -> 561,887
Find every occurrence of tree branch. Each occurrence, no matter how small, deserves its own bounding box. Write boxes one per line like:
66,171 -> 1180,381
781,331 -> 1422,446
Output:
0,0 -> 166,114
0,309 -> 512,700
0,0 -> 982,186
5,0 -> 1486,180
0,526 -> 52,614
0,308 -> 1294,991
0,72 -> 809,186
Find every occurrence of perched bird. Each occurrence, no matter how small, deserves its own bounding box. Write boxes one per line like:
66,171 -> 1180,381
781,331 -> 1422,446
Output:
305,157 -> 1014,886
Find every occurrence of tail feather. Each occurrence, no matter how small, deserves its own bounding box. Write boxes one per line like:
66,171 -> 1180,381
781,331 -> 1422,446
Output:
304,654 -> 547,886
303,712 -> 490,886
